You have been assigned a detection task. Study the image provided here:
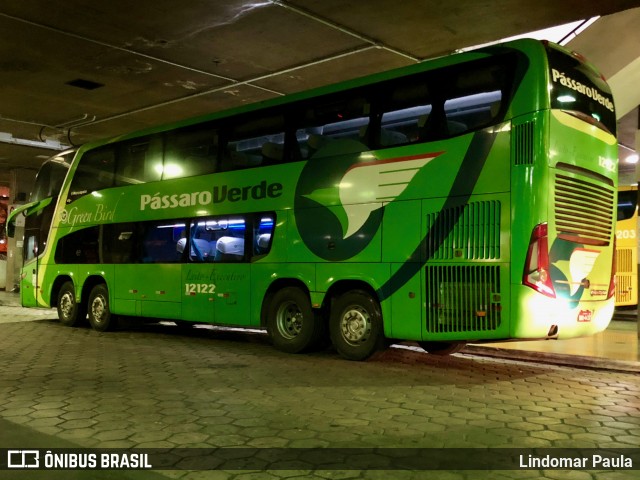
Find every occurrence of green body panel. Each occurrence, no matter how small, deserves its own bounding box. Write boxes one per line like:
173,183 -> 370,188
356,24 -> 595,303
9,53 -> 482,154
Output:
509,110 -> 549,286
389,263 -> 422,340
20,260 -> 39,308
211,264 -> 252,326
180,264 -> 216,322
113,264 -> 181,318
508,105 -> 617,339
382,199 -> 422,264
58,165 -> 299,227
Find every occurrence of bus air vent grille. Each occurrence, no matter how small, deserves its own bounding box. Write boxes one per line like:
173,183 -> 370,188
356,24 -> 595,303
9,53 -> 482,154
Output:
426,201 -> 500,260
554,173 -> 614,246
426,265 -> 501,333
513,121 -> 535,166
617,247 -> 634,274
615,274 -> 633,305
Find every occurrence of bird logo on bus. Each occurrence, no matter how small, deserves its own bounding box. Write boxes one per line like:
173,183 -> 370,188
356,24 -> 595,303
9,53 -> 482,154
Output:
294,151 -> 442,260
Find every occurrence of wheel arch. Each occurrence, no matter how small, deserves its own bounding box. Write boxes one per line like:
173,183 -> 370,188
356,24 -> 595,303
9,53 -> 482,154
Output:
81,275 -> 108,305
322,279 -> 380,313
50,275 -> 74,308
260,278 -> 310,328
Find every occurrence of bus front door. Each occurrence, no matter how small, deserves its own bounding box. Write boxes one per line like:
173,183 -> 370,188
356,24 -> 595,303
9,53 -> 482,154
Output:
21,225 -> 40,307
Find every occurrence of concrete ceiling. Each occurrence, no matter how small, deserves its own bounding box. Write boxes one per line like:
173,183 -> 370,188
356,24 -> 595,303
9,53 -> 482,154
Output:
2,0 -> 640,188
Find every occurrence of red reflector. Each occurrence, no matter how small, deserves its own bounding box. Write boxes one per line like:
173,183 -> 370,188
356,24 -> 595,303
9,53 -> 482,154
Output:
523,223 -> 556,298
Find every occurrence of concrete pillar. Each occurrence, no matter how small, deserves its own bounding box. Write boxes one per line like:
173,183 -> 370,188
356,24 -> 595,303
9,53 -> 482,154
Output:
637,129 -> 640,340
0,185 -> 8,289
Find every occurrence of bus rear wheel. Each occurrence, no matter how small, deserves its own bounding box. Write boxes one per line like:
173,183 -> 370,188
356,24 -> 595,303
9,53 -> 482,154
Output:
418,341 -> 466,355
267,287 -> 323,353
329,290 -> 384,361
57,281 -> 86,327
88,284 -> 117,332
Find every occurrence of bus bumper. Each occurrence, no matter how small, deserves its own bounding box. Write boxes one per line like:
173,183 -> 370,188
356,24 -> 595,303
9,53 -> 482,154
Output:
511,286 -> 614,340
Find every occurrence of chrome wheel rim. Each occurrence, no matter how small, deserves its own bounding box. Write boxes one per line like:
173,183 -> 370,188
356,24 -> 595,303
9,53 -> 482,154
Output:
91,295 -> 107,324
59,292 -> 74,319
276,300 -> 303,340
340,306 -> 371,345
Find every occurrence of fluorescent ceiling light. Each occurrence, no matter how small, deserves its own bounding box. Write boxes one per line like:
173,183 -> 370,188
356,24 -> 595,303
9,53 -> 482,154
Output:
0,132 -> 69,151
625,153 -> 639,164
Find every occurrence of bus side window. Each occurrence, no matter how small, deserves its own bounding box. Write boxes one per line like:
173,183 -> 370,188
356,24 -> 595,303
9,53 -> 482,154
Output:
139,221 -> 185,263
188,219 -> 215,262
214,217 -> 246,262
115,136 -> 163,186
295,95 -> 371,159
442,61 -> 509,134
164,126 -> 218,179
380,105 -> 432,146
103,223 -> 136,263
25,234 -> 37,261
253,214 -> 275,258
444,91 -> 502,134
189,216 -> 247,263
221,115 -> 286,171
54,226 -> 100,264
67,147 -> 116,202
378,78 -> 433,147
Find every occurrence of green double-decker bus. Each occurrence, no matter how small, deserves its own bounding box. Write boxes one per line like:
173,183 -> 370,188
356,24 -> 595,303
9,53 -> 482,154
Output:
9,39 -> 617,360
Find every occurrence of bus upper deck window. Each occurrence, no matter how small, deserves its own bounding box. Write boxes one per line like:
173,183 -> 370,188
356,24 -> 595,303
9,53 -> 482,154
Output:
164,127 -> 217,179
68,147 -> 116,202
115,137 -> 163,186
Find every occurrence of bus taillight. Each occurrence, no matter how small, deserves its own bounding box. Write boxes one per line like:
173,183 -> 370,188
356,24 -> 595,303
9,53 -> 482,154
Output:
523,223 -> 556,298
607,236 -> 617,299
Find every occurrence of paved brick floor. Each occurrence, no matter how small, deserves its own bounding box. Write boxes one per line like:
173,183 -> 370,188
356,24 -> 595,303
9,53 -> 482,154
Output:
0,305 -> 639,479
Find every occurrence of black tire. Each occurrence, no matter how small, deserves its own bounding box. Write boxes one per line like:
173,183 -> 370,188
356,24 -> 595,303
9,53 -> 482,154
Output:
418,341 -> 466,356
266,287 -> 324,353
57,281 -> 86,327
87,284 -> 117,332
329,290 -> 385,361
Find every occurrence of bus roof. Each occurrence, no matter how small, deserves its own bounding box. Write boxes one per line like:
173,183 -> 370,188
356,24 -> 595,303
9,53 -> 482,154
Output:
80,38 -> 548,152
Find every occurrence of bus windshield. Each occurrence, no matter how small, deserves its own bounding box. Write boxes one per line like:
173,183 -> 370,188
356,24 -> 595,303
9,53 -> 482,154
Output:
546,44 -> 616,136
618,189 -> 638,221
31,150 -> 74,202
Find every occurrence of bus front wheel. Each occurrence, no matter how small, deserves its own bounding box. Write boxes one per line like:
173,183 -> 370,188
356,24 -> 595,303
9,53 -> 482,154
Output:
418,341 -> 466,355
88,284 -> 116,332
267,287 -> 323,353
57,281 -> 86,327
329,290 -> 384,361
